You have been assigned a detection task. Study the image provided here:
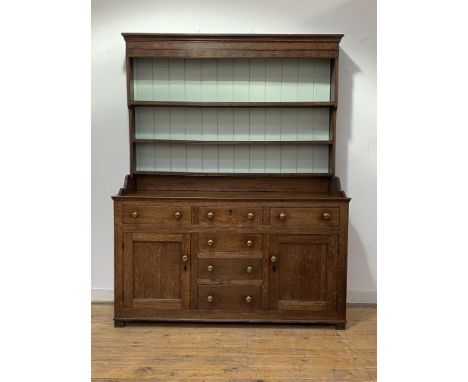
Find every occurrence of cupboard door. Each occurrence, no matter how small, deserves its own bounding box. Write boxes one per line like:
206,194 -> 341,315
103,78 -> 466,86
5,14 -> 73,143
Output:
123,233 -> 190,309
269,235 -> 338,312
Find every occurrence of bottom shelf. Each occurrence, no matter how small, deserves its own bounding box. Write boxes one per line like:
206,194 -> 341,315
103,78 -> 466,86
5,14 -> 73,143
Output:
136,143 -> 330,174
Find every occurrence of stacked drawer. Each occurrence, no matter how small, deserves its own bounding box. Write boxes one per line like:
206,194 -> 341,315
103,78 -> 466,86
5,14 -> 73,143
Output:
195,207 -> 263,311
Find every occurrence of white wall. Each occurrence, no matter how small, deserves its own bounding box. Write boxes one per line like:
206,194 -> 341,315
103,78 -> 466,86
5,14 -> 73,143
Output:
91,0 -> 376,302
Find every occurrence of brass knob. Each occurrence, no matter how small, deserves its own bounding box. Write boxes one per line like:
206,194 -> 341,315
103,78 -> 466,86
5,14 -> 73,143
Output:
246,240 -> 254,247
182,255 -> 189,262
322,212 -> 331,220
279,213 -> 286,220
246,266 -> 253,274
207,295 -> 214,303
245,296 -> 253,303
247,212 -> 255,220
207,211 -> 214,220
270,256 -> 278,263
207,265 -> 214,272
207,239 -> 214,246
174,211 -> 182,219
131,211 -> 139,218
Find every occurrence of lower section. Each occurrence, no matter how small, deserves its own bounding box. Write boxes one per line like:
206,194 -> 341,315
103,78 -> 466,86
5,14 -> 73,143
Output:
113,180 -> 350,330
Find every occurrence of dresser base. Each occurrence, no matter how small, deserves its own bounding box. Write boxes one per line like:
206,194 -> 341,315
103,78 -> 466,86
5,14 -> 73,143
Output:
114,317 -> 346,329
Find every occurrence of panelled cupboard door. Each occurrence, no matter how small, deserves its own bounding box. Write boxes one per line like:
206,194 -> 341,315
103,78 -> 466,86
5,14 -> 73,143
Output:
269,235 -> 338,313
123,233 -> 190,310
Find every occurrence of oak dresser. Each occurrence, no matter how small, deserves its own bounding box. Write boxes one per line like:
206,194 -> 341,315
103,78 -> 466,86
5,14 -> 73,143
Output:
113,33 -> 350,329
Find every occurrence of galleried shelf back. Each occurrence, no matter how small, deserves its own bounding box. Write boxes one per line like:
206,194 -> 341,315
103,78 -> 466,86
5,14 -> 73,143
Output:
113,34 -> 350,328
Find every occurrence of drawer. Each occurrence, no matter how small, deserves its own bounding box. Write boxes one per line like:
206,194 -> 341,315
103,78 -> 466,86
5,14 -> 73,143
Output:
122,205 -> 191,224
270,207 -> 340,226
197,257 -> 263,280
198,233 -> 262,252
199,207 -> 262,224
197,285 -> 261,310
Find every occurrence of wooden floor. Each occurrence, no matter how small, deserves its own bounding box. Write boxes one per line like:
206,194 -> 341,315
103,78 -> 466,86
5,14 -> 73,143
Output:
92,304 -> 376,381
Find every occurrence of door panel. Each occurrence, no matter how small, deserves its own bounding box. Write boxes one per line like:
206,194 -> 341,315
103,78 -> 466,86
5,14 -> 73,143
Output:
123,233 -> 190,310
269,235 -> 338,312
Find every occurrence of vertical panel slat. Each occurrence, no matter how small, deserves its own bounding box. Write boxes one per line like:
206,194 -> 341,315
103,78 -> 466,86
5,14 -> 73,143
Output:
135,107 -> 154,139
265,145 -> 281,173
218,145 -> 234,172
186,145 -> 203,171
136,144 -> 155,171
217,108 -> 234,140
313,59 -> 331,102
234,108 -> 250,140
297,145 -> 313,173
202,108 -> 218,140
249,108 -> 266,140
169,59 -> 185,101
281,145 -> 297,173
250,145 -> 266,173
185,108 -> 202,139
217,59 -> 234,102
169,108 -> 186,140
297,109 -> 314,141
234,145 -> 249,173
133,58 -> 153,101
265,58 -> 282,102
154,143 -> 171,171
313,108 -> 330,140
281,58 -> 298,102
154,107 -> 171,139
313,145 -> 329,173
201,59 -> 217,101
233,59 -> 249,102
153,59 -> 169,101
184,59 -> 201,101
297,59 -> 315,101
281,109 -> 298,141
202,145 -> 218,172
171,144 -> 187,171
265,109 -> 282,141
249,59 -> 266,101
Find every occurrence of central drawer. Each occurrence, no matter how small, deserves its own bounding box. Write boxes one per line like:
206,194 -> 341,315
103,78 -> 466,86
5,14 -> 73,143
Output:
197,257 -> 263,280
198,233 -> 263,252
199,207 -> 262,224
197,285 -> 261,310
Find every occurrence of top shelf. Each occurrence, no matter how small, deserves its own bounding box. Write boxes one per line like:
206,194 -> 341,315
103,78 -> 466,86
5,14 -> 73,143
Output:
129,101 -> 336,108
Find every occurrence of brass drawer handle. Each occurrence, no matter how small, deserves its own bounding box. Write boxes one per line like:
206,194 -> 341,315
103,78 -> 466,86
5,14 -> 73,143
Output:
246,266 -> 253,274
207,211 -> 214,219
246,240 -> 254,247
245,296 -> 253,303
207,239 -> 214,246
131,211 -> 139,218
270,256 -> 278,263
182,255 -> 189,263
207,295 -> 214,303
279,212 -> 286,220
322,212 -> 331,220
247,212 -> 255,220
174,211 -> 182,219
207,265 -> 214,272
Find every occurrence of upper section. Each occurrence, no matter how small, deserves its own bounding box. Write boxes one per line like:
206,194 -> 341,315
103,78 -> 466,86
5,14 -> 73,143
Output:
122,33 -> 344,59
122,34 -> 344,177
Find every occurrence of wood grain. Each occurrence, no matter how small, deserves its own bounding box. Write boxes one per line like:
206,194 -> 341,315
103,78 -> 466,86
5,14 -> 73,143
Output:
92,303 -> 376,381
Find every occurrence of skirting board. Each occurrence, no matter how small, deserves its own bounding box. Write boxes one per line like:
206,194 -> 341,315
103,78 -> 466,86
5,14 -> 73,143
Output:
91,288 -> 377,304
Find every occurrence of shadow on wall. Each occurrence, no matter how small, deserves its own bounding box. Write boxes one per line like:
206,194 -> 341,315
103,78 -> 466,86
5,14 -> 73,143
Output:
348,223 -> 375,301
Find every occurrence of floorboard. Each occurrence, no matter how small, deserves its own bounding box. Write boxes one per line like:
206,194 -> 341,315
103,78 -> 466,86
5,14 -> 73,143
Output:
92,304 -> 376,381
